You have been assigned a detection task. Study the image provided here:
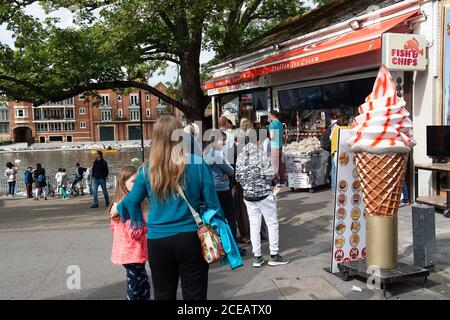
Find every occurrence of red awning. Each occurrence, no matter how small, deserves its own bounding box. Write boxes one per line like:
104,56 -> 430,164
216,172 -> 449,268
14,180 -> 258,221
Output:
204,10 -> 418,91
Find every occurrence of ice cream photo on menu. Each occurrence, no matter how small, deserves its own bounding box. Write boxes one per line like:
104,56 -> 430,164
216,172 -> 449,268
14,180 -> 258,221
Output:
348,64 -> 416,269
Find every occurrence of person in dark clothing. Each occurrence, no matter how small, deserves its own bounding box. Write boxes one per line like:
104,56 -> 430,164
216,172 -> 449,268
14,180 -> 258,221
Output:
23,167 -> 33,198
91,151 -> 110,208
72,162 -> 87,193
33,163 -> 47,200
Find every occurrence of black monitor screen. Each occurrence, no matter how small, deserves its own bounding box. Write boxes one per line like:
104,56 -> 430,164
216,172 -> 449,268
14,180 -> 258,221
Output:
427,126 -> 450,157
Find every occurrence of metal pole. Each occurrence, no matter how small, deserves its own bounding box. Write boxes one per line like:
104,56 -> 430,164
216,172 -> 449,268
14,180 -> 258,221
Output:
138,89 -> 145,163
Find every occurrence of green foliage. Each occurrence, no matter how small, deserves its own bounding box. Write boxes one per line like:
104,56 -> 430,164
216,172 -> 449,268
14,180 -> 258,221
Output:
0,0 -> 328,118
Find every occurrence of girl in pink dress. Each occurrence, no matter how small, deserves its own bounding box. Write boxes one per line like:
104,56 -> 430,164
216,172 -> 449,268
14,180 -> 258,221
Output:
109,166 -> 150,300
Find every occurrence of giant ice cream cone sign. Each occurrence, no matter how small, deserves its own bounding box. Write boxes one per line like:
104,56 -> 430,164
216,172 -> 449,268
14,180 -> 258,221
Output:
348,65 -> 416,269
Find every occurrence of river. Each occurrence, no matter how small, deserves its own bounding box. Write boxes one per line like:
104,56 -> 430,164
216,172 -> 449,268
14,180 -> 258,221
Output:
0,148 -> 150,184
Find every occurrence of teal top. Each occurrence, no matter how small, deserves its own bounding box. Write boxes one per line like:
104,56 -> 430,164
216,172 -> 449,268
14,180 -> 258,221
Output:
269,118 -> 283,149
117,155 -> 224,240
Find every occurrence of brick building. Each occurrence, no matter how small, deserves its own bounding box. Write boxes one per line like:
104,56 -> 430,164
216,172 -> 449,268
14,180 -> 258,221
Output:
7,82 -> 168,143
0,101 -> 9,143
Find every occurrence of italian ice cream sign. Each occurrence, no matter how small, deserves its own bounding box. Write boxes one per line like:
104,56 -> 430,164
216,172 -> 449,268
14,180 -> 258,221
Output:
382,33 -> 427,71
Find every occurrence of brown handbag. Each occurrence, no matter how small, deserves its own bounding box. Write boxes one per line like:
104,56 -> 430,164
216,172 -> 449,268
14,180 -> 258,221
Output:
176,185 -> 225,264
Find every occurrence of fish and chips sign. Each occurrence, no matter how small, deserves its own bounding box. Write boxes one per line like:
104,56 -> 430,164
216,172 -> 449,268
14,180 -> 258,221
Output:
382,33 -> 428,71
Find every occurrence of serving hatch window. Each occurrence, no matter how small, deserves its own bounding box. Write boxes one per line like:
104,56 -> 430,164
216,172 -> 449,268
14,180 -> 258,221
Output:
277,77 -> 376,137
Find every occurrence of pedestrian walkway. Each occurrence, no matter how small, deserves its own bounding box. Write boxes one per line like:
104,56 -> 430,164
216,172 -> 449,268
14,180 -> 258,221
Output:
0,190 -> 449,300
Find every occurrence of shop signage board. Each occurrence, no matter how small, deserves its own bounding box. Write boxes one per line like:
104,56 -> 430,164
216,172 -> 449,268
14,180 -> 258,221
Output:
330,129 -> 366,274
206,79 -> 261,96
382,33 -> 428,71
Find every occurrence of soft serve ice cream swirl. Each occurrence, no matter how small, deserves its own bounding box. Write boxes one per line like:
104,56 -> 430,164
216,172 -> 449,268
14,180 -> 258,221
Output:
348,65 -> 416,154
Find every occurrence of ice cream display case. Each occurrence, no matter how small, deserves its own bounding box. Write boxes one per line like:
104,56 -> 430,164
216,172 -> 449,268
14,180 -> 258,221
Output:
283,137 -> 330,192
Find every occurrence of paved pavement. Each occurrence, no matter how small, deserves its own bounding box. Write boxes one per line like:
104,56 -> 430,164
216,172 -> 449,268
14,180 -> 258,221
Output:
0,189 -> 449,300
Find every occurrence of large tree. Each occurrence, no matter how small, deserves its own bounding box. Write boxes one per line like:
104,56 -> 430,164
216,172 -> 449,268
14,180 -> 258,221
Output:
0,0 -> 327,121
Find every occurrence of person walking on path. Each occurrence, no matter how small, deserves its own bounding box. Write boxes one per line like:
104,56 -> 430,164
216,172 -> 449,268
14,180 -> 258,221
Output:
109,166 -> 150,300
55,168 -> 63,196
60,169 -> 69,200
110,115 -> 242,300
33,163 -> 47,200
91,151 -> 110,208
23,167 -> 33,198
73,163 -> 87,195
236,135 -> 290,268
4,162 -> 17,197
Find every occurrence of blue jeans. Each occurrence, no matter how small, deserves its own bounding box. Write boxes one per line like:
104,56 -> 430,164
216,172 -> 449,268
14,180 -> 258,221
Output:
92,178 -> 109,205
8,181 -> 16,196
402,183 -> 409,201
331,154 -> 337,191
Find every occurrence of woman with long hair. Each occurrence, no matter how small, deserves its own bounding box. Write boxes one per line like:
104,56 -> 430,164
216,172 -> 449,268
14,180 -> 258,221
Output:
111,115 -> 241,300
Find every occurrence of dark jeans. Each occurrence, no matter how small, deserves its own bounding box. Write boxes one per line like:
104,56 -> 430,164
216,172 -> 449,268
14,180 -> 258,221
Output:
123,263 -> 151,300
147,232 -> 209,300
25,183 -> 32,198
217,189 -> 237,241
92,178 -> 109,205
8,181 -> 16,196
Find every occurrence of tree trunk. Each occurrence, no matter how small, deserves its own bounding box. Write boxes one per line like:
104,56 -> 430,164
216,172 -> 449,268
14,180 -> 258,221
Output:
179,44 -> 209,122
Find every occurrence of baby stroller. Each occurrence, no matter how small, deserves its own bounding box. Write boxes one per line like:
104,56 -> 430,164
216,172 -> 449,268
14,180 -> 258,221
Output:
46,180 -> 56,198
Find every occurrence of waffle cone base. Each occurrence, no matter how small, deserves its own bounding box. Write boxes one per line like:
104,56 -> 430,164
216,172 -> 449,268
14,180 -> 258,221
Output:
354,152 -> 408,217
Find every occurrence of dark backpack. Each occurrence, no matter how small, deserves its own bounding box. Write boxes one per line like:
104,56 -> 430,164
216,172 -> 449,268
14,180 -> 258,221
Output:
37,175 -> 46,183
321,127 -> 332,152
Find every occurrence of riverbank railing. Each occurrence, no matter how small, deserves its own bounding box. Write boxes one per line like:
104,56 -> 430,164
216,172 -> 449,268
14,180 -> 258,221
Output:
0,175 -> 117,197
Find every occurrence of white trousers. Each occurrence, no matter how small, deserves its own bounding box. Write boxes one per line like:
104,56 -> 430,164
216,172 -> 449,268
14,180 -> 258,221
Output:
244,194 -> 279,257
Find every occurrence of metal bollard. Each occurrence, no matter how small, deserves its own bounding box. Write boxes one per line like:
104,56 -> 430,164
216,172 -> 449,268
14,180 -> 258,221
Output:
412,205 -> 436,269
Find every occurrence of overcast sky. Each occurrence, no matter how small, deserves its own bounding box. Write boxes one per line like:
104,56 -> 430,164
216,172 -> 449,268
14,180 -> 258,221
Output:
0,2 -> 215,86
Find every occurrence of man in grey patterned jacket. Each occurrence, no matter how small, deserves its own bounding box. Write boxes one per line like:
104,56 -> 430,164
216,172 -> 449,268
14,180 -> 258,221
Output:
236,137 -> 290,268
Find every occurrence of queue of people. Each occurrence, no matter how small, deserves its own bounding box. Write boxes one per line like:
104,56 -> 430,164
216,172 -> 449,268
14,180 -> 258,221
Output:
107,114 -> 290,301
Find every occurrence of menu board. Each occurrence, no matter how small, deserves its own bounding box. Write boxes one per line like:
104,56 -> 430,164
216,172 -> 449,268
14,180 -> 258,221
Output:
330,128 -> 366,273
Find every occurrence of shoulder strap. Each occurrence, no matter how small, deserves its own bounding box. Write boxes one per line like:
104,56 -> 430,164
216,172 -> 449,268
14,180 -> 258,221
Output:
175,185 -> 204,227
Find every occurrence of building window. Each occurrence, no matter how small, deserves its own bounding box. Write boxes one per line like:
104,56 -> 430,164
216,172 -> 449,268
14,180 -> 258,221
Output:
80,122 -> 87,129
101,95 -> 110,106
15,109 -> 28,118
130,94 -> 139,106
118,95 -> 122,102
0,108 -> 8,121
146,94 -> 150,102
118,109 -> 123,118
130,110 -> 140,121
62,123 -> 75,131
101,110 -> 112,121
79,107 -> 86,115
65,108 -> 74,119
0,123 -> 9,134
79,93 -> 86,100
63,97 -> 74,105
146,109 -> 151,118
